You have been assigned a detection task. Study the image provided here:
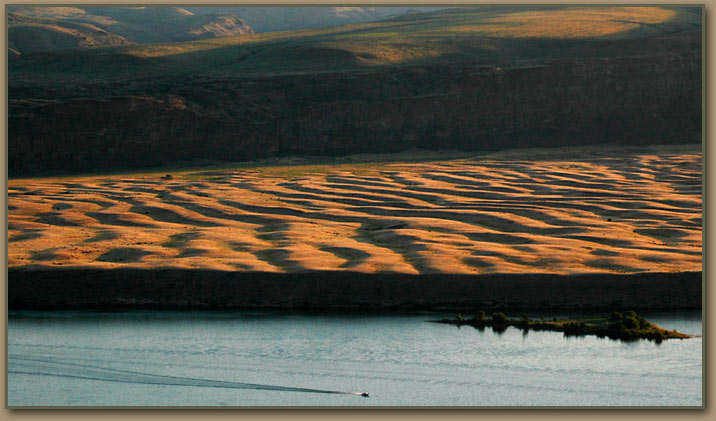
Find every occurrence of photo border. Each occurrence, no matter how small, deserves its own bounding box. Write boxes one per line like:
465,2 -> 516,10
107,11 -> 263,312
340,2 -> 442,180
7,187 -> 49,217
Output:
0,0 -> 711,418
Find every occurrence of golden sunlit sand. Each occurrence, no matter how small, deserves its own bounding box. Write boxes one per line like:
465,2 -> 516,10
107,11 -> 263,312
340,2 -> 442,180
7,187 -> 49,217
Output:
7,144 -> 701,276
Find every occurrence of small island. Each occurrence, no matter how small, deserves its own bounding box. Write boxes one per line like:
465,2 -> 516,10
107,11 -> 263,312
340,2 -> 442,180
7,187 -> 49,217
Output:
431,311 -> 691,342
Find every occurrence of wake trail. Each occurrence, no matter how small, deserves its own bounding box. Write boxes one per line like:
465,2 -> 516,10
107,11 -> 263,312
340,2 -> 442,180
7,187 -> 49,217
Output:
8,355 -> 368,397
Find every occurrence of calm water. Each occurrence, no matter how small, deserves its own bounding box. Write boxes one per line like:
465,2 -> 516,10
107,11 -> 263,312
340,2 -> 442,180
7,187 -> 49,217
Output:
7,310 -> 702,407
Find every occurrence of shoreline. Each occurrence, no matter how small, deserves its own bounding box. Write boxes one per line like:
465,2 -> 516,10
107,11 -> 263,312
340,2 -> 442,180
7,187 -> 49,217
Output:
8,268 -> 701,311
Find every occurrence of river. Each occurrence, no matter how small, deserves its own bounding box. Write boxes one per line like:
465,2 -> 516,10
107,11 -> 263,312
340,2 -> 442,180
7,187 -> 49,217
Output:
7,310 -> 702,407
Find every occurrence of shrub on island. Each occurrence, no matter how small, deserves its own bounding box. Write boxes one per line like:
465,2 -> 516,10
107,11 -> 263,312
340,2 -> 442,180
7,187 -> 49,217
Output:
491,312 -> 509,324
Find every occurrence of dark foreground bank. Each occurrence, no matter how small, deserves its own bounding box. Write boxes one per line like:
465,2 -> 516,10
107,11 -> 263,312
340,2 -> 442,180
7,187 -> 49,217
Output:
7,268 -> 701,311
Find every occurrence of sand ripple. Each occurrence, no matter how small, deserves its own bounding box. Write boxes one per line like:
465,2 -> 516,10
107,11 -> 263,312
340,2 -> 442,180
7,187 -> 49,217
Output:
7,145 -> 702,274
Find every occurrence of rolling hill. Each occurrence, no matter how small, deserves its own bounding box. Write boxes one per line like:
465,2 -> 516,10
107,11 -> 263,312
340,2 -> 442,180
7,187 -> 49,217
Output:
8,6 -> 702,176
7,6 -> 255,54
7,6 -> 442,54
183,6 -> 444,33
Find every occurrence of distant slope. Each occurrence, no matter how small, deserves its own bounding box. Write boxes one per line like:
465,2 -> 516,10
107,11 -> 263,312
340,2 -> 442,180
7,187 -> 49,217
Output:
7,11 -> 134,53
9,6 -> 701,84
8,6 -> 702,176
6,6 -> 441,54
184,6 -> 445,33
7,6 -> 254,54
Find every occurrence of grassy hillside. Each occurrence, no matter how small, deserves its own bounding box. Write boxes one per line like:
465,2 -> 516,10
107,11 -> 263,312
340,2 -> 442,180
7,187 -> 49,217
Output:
7,11 -> 134,53
10,6 -> 701,89
184,6 -> 443,33
7,6 -> 442,55
7,6 -> 254,54
8,6 -> 702,176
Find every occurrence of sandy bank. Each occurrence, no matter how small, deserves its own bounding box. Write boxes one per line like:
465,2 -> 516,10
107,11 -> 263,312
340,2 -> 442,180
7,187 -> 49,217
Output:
7,146 -> 702,276
8,268 -> 701,311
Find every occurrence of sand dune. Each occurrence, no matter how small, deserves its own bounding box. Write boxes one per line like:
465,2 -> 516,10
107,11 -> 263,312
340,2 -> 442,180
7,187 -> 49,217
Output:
7,145 -> 702,275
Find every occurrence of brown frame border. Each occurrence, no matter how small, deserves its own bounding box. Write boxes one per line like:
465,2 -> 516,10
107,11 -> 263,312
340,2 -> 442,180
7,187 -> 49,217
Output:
0,0 -> 711,418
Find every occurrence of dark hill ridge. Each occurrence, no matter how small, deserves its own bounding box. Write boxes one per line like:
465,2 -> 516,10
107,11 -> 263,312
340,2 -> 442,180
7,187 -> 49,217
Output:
8,6 -> 702,176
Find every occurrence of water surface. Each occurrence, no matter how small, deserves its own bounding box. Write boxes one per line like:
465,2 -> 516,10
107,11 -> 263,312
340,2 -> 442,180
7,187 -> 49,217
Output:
8,310 -> 702,407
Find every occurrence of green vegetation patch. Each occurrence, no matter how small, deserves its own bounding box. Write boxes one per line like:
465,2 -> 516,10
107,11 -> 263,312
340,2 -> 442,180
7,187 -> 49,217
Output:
433,310 -> 691,342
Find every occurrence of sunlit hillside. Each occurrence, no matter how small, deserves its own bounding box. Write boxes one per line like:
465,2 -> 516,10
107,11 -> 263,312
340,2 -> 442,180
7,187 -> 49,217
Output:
8,6 -> 701,176
9,6 -> 701,84
7,6 -> 256,54
7,6 -> 442,54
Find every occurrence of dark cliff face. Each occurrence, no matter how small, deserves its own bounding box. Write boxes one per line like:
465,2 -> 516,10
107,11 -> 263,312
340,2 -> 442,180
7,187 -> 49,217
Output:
8,32 -> 701,176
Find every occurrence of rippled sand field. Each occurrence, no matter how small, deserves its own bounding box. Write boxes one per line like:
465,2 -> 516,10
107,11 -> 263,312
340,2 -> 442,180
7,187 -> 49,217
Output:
7,145 -> 702,275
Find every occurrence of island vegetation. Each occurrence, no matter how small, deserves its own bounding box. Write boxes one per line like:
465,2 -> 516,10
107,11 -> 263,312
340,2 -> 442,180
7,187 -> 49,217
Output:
432,310 -> 691,342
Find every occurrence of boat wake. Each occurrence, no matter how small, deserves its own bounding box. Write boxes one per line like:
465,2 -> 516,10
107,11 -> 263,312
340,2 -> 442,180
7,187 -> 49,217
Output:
8,355 -> 368,397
